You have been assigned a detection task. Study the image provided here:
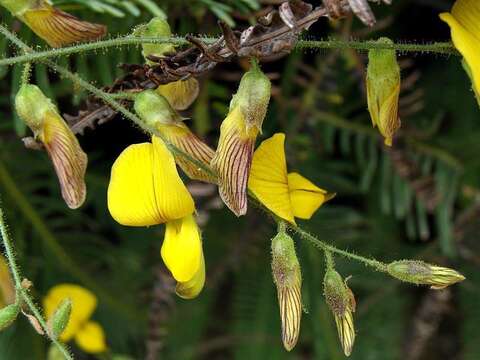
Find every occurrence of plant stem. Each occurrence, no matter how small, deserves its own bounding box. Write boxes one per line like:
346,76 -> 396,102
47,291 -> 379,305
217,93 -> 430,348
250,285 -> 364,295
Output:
0,34 -> 458,67
0,197 -> 73,360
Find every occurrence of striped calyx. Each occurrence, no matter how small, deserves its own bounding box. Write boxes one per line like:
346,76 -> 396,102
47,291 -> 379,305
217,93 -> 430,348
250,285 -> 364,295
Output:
271,231 -> 302,351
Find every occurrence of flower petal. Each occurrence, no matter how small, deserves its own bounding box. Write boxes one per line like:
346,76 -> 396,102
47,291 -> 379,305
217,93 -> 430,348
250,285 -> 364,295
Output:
43,284 -> 97,342
41,111 -> 88,209
288,172 -> 334,220
440,8 -> 480,97
107,138 -> 194,226
21,2 -> 106,48
157,122 -> 215,183
248,133 -> 294,223
157,78 -> 200,111
175,250 -> 206,299
161,215 -> 202,283
211,107 -> 257,216
74,321 -> 107,354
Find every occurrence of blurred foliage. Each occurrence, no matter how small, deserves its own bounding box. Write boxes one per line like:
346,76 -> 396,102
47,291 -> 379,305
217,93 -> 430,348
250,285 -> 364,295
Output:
0,0 -> 479,359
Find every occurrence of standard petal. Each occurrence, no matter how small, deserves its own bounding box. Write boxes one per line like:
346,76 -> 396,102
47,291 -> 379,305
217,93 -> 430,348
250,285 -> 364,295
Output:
108,138 -> 194,226
157,78 -> 200,111
43,284 -> 97,342
211,107 -> 257,216
440,11 -> 480,97
74,321 -> 107,354
157,123 -> 215,183
20,1 -> 106,48
175,250 -> 206,299
248,133 -> 295,223
41,111 -> 88,209
288,172 -> 334,220
450,0 -> 480,42
161,215 -> 202,283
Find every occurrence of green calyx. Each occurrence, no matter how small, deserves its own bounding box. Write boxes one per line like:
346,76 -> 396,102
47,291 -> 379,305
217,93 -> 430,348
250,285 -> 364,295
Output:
134,90 -> 182,129
135,17 -> 176,62
48,298 -> 72,339
230,63 -> 271,131
0,303 -> 20,331
271,232 -> 301,288
0,0 -> 34,16
15,84 -> 57,132
323,269 -> 350,316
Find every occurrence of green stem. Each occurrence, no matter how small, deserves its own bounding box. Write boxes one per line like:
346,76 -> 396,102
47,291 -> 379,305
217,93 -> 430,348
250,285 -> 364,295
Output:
0,33 -> 459,67
289,223 -> 388,272
0,197 -> 73,360
21,62 -> 31,86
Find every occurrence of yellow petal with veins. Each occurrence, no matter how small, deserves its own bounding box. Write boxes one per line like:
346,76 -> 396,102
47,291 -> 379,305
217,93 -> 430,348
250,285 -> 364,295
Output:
74,321 -> 107,354
288,172 -> 334,220
176,250 -> 206,299
161,215 -> 202,283
107,137 -> 194,226
157,78 -> 200,111
440,0 -> 480,98
248,133 -> 295,224
43,284 -> 97,342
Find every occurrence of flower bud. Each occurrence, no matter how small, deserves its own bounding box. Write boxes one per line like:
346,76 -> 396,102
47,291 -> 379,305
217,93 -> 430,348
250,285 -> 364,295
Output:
366,37 -> 401,146
211,63 -> 271,216
271,232 -> 302,351
324,269 -> 356,356
134,90 -> 215,182
387,260 -> 465,289
1,0 -> 106,48
134,17 -> 175,63
0,255 -> 15,308
15,85 -> 88,209
47,298 -> 72,339
0,304 -> 20,331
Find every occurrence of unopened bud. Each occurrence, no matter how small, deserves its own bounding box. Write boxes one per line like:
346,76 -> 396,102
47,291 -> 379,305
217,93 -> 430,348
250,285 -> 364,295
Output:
15,84 -> 88,209
47,298 -> 72,339
271,232 -> 302,351
0,255 -> 15,307
134,17 -> 175,62
211,63 -> 271,216
324,269 -> 356,356
366,37 -> 401,146
0,304 -> 20,331
387,260 -> 465,289
134,90 -> 182,129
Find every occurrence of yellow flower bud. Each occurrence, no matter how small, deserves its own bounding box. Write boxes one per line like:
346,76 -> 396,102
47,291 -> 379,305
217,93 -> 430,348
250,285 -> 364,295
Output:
324,269 -> 356,356
211,63 -> 271,216
15,85 -> 88,209
387,260 -> 465,289
271,232 -> 302,351
0,304 -> 20,331
0,255 -> 15,308
134,90 -> 215,182
366,37 -> 401,146
1,0 -> 106,48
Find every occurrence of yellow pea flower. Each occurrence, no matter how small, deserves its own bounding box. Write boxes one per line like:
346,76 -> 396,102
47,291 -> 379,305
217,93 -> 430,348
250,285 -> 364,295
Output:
43,284 -> 107,354
211,64 -> 271,216
107,136 -> 206,298
440,0 -> 480,104
0,0 -> 106,48
134,90 -> 215,183
15,84 -> 88,209
248,133 -> 335,224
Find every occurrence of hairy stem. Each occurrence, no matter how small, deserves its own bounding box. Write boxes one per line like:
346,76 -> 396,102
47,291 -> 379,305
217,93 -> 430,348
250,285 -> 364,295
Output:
0,197 -> 73,360
0,35 -> 458,67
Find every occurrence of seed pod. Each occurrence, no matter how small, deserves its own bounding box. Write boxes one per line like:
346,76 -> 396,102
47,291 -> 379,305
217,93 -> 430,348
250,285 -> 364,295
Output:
271,232 -> 302,351
0,304 -> 20,331
387,260 -> 465,289
324,269 -> 356,356
47,298 -> 72,339
366,37 -> 401,146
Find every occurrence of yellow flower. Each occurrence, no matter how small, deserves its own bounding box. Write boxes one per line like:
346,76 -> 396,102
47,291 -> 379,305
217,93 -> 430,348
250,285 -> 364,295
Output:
440,0 -> 480,103
0,0 -> 106,48
211,64 -> 271,216
107,136 -> 206,298
134,90 -> 215,183
248,133 -> 334,224
43,284 -> 107,354
15,84 -> 87,209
